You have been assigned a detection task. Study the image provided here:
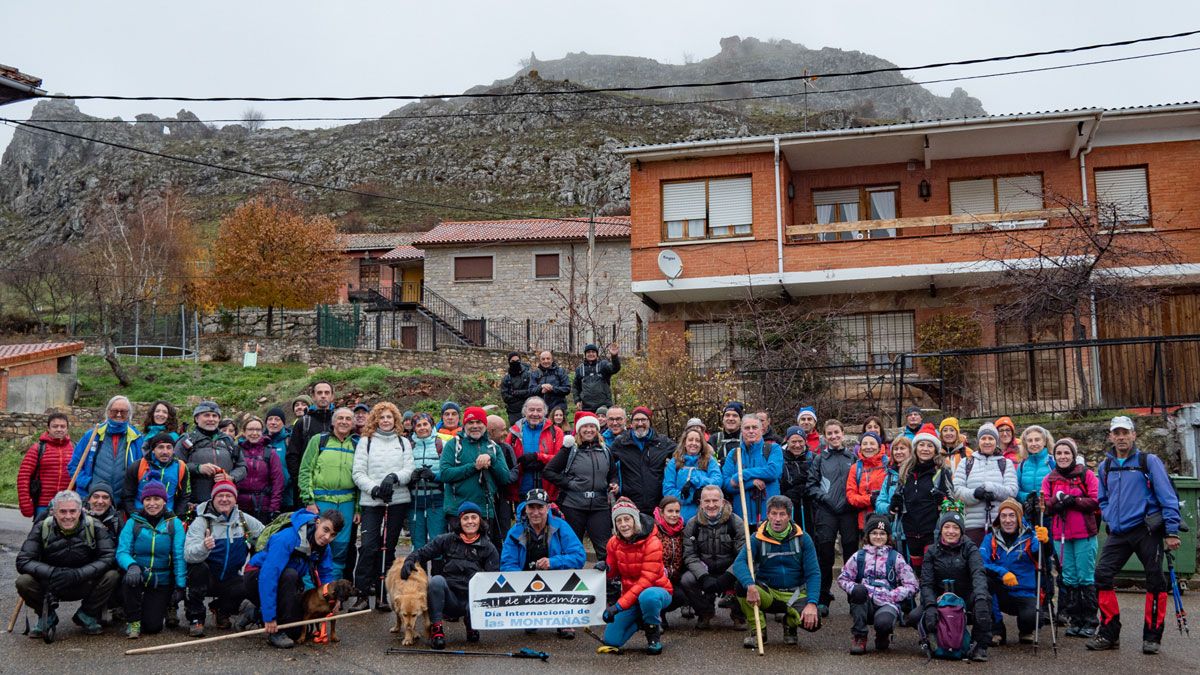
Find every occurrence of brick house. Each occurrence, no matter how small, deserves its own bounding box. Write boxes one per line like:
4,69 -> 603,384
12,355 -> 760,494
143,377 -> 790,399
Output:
336,233 -> 418,303
0,342 -> 84,413
617,103 -> 1200,414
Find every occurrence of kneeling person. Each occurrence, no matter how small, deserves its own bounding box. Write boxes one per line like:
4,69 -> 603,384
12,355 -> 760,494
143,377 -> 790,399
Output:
597,497 -> 672,655
981,498 -> 1047,646
184,479 -> 264,637
500,489 -> 586,639
733,495 -> 821,648
838,513 -> 918,654
116,481 -> 186,638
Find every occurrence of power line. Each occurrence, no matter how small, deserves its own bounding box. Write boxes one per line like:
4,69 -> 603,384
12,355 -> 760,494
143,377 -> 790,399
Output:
39,30 -> 1200,103
21,46 -> 1200,126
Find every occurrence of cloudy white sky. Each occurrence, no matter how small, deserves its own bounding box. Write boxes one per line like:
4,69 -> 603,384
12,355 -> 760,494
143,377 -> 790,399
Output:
2,0 -> 1199,151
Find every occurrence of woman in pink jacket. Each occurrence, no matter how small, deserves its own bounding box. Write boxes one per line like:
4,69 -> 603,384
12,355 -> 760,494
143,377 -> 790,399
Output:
1040,438 -> 1100,638
837,513 -> 919,655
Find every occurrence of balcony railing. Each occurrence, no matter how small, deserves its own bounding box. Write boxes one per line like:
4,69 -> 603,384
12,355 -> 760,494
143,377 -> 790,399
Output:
785,207 -> 1071,241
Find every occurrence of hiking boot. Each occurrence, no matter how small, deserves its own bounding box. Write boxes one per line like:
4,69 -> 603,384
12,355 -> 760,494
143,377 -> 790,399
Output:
1142,640 -> 1160,655
346,595 -> 370,612
680,605 -> 695,620
849,635 -> 867,655
72,610 -> 103,635
1087,634 -> 1119,650
783,624 -> 798,645
1076,626 -> 1096,638
1018,632 -> 1034,644
817,603 -> 829,618
429,622 -> 446,650
189,621 -> 205,638
730,608 -> 745,625
1065,626 -> 1083,637
969,643 -> 989,662
165,609 -> 180,629
267,632 -> 294,649
644,624 -> 663,655
875,631 -> 892,651
556,628 -> 575,640
696,614 -> 712,630
717,593 -> 735,609
597,644 -> 622,655
231,603 -> 259,632
28,615 -> 45,639
213,611 -> 232,630
41,610 -> 59,644
125,621 -> 141,639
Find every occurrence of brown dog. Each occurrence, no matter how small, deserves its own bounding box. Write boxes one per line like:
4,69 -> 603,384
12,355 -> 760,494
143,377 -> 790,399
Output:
298,579 -> 355,644
387,555 -> 428,646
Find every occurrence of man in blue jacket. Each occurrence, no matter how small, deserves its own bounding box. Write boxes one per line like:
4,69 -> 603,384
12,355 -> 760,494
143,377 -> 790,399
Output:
500,488 -> 586,639
1088,416 -> 1182,655
732,495 -> 821,649
241,509 -> 343,648
69,395 -> 144,504
721,415 -> 783,526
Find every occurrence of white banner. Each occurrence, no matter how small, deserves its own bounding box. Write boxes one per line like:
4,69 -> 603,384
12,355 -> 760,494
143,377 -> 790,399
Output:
468,569 -> 605,630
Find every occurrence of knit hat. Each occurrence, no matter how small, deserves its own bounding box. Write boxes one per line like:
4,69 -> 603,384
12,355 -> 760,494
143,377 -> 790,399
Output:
583,343 -> 599,354
462,406 -> 487,424
912,423 -> 942,453
89,482 -> 114,498
795,406 -> 817,422
595,406 -> 609,417
936,510 -> 966,538
630,406 -> 653,422
211,478 -> 238,499
193,400 -> 221,418
685,417 -> 706,431
994,416 -> 1016,432
611,497 -> 640,527
457,501 -> 483,519
402,410 -> 415,421
976,422 -> 1000,442
265,407 -> 287,424
723,401 -> 745,416
864,513 -> 891,537
784,425 -> 805,441
507,351 -> 521,361
441,401 -> 462,415
1053,437 -> 1079,461
575,412 -> 601,434
148,432 -> 176,450
292,394 -> 313,408
939,417 -> 960,434
904,405 -> 922,416
859,430 -> 883,448
141,480 -> 168,502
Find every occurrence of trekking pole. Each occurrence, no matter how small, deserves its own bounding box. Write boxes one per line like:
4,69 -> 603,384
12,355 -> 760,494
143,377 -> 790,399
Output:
582,625 -> 605,643
1167,551 -> 1189,636
378,503 -> 389,609
386,646 -> 550,661
1034,493 -> 1044,655
734,446 -> 765,656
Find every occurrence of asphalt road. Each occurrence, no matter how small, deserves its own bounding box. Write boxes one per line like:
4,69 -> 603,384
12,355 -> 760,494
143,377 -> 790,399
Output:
0,506 -> 1195,674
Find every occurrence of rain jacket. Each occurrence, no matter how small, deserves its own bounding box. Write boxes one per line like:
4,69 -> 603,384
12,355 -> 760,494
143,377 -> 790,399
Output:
440,432 -> 511,519
732,520 -> 820,600
122,455 -> 190,515
572,355 -> 621,412
845,450 -> 888,529
528,361 -> 571,412
605,513 -> 672,609
17,433 -> 74,517
610,429 -> 677,513
543,437 -> 617,511
1096,448 -> 1181,536
981,523 -> 1041,598
807,445 -> 854,515
1041,465 -> 1100,540
247,510 -> 335,623
184,500 -> 264,582
116,511 -> 187,588
297,431 -> 358,507
720,439 -> 782,523
499,501 -> 586,571
663,453 -> 723,522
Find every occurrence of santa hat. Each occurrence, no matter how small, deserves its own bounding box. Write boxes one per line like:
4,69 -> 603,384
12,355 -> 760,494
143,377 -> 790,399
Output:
574,412 -> 601,434
912,423 -> 942,453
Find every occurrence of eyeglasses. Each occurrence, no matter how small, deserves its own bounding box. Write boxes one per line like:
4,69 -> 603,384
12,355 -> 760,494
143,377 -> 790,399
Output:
109,409 -> 130,418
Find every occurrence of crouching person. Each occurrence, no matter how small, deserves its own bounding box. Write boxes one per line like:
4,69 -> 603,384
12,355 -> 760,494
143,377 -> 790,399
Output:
679,485 -> 746,629
597,497 -> 671,655
401,502 -> 499,650
500,489 -> 586,639
982,498 -> 1047,646
184,479 -> 264,637
116,481 -> 186,638
918,510 -> 992,661
838,513 -> 917,654
733,495 -> 821,648
243,509 -> 342,649
15,490 -> 119,640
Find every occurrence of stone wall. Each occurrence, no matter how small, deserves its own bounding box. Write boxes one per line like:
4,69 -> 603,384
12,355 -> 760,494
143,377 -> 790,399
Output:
308,345 -> 583,374
200,308 -> 317,340
0,405 -> 106,441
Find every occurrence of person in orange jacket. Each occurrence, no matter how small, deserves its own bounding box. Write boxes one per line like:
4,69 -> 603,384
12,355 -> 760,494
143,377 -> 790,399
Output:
846,432 -> 888,530
994,417 -> 1020,463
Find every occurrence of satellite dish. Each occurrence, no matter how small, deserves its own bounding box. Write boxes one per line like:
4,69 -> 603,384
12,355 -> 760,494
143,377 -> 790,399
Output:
657,249 -> 683,285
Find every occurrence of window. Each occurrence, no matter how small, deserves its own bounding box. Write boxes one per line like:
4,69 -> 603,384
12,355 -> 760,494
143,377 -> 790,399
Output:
950,175 -> 1044,232
662,176 -> 752,241
453,255 -> 493,282
1095,167 -> 1149,226
827,311 -> 915,370
996,315 -> 1067,401
812,186 -> 898,241
358,263 -> 380,289
534,253 -> 560,279
685,321 -> 753,371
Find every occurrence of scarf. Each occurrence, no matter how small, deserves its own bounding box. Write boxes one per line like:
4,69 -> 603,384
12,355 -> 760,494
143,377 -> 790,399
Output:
106,419 -> 128,435
459,531 -> 481,545
765,522 -> 791,542
653,507 -> 684,537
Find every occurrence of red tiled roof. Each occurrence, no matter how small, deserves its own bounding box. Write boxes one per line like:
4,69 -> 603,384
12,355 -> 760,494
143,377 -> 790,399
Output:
379,245 -> 425,262
0,342 -> 85,368
412,217 -> 631,246
339,233 -> 416,251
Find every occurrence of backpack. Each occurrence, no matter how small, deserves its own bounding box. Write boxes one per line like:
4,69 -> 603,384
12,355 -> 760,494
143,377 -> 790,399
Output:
316,433 -> 355,456
564,441 -> 612,476
919,582 -> 972,660
963,455 -> 1006,480
1098,451 -> 1180,508
854,548 -> 899,587
853,454 -> 889,485
202,510 -> 252,551
988,531 -> 1037,567
41,513 -> 97,548
255,512 -> 296,551
28,440 -> 47,507
137,458 -> 187,492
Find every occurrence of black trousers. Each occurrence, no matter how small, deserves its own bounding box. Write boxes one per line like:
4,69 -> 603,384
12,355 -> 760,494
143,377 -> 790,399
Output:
990,589 -> 1038,637
849,597 -> 899,638
814,509 -> 859,605
355,503 -> 408,596
561,506 -> 612,558
245,567 -> 304,639
186,563 -> 245,623
678,569 -> 739,618
15,570 -> 119,618
123,583 -> 174,633
1095,525 -> 1168,643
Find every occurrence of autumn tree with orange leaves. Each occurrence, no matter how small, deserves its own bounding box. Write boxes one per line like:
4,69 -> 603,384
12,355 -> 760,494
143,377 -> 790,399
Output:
202,198 -> 345,331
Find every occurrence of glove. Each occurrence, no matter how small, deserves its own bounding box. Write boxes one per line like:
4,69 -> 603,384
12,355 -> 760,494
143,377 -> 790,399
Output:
370,486 -> 383,499
701,575 -> 721,595
1056,491 -> 1077,507
49,569 -> 78,595
418,467 -> 437,482
377,483 -> 395,503
973,487 -> 988,501
1002,572 -> 1018,587
593,561 -> 608,572
868,491 -> 881,506
399,560 -> 413,580
680,483 -> 694,500
889,492 -> 903,513
1034,526 -> 1049,543
124,565 -> 144,587
602,604 -> 621,623
382,473 -> 399,489
849,583 -> 869,604
922,606 -> 939,634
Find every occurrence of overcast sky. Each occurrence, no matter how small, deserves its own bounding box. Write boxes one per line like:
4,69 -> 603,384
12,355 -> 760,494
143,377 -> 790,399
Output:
3,0 -> 1199,152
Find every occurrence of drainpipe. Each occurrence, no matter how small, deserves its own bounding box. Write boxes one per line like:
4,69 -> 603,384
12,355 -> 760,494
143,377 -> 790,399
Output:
773,137 -> 785,283
1079,112 -> 1103,404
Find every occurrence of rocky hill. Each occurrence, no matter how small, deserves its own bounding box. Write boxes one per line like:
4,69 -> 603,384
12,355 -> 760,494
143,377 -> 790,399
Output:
0,38 -> 985,262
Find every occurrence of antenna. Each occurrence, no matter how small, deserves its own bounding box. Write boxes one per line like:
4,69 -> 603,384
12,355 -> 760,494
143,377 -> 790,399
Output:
657,249 -> 683,287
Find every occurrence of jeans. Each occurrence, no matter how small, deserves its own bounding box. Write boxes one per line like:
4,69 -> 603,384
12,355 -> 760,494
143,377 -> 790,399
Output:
561,506 -> 613,558
185,563 -> 245,623
355,503 -> 408,596
814,509 -> 858,605
246,567 -> 304,639
849,597 -> 899,638
1055,536 -> 1097,586
314,500 -> 356,579
15,570 -> 119,618
408,496 -> 445,550
1095,525 -> 1168,643
602,586 -> 671,647
123,584 -> 174,633
427,575 -> 468,624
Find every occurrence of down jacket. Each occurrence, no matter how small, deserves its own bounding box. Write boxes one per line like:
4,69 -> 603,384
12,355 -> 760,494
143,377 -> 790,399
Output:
184,501 -> 265,582
662,453 -> 723,523
981,523 -> 1041,599
499,502 -> 586,571
176,430 -> 246,503
1041,465 -> 1100,540
16,513 -> 116,584
352,431 -> 415,507
606,513 -> 672,609
116,512 -> 187,588
17,433 -> 75,517
920,535 -> 989,606
682,502 -> 746,579
952,453 -> 1018,531
543,437 -> 617,512
845,450 -> 888,529
247,510 -> 335,623
405,530 -> 500,599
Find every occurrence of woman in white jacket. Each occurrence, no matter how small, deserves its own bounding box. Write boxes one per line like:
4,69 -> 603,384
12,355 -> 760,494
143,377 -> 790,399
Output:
952,422 -> 1017,545
350,401 -> 414,610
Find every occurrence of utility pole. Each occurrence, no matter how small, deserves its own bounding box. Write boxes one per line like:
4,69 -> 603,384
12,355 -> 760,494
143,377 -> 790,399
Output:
585,209 -> 596,344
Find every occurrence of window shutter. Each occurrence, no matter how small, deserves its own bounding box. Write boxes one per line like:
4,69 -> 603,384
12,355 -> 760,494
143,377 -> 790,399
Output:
708,177 -> 752,232
813,188 -> 860,206
662,181 -> 706,222
950,178 -> 995,214
454,256 -> 493,281
1095,168 -> 1149,224
996,175 -> 1042,212
534,253 -> 559,279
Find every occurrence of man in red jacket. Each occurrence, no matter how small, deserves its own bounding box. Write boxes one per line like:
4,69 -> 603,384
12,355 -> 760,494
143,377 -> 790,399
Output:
18,413 -> 74,520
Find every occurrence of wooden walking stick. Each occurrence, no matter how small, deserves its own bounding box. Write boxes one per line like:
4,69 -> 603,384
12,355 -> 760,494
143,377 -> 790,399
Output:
5,432 -> 95,632
124,609 -> 375,655
735,446 -> 764,656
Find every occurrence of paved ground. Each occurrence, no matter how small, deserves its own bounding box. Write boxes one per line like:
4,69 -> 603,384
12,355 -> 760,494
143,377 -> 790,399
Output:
0,506 -> 1195,674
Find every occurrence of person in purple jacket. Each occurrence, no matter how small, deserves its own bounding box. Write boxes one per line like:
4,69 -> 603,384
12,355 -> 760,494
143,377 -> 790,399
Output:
838,513 -> 918,654
234,417 -> 284,522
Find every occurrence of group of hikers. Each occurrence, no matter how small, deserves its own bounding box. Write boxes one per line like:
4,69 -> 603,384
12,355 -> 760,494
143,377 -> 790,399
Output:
11,342 -> 1187,661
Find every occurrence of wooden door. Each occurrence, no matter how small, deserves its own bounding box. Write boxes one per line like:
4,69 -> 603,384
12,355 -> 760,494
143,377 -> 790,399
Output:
1098,290 -> 1200,406
401,266 -> 424,303
400,326 -> 418,350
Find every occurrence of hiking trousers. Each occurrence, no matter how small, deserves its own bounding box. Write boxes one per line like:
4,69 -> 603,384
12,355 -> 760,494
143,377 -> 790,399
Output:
850,597 -> 899,638
1095,525 -> 1168,643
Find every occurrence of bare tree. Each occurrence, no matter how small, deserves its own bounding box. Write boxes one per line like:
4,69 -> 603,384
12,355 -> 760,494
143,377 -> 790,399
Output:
242,107 -> 265,132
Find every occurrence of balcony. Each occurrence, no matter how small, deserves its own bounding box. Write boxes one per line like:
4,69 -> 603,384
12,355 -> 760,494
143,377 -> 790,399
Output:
785,207 -> 1070,242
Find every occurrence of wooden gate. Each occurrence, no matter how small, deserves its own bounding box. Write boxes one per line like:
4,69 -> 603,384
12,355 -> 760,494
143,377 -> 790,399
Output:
1098,290 -> 1200,406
